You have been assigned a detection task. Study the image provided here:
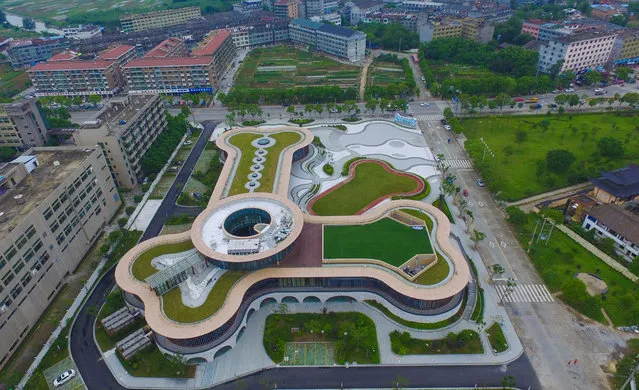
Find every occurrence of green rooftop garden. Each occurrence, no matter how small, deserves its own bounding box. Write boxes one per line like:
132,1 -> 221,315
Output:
227,131 -> 302,196
323,218 -> 433,267
131,240 -> 195,281
162,271 -> 245,323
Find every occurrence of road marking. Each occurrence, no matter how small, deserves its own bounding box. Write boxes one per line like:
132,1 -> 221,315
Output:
496,283 -> 555,303
444,159 -> 473,169
468,202 -> 473,207
500,241 -> 507,248
489,241 -> 495,248
478,201 -> 484,207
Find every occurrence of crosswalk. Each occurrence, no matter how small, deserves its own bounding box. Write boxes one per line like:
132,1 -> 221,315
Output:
495,283 -> 555,303
444,159 -> 473,169
415,114 -> 445,122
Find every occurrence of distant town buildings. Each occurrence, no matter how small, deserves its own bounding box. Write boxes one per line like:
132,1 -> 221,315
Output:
72,94 -> 167,188
310,13 -> 342,26
7,38 -> 69,68
419,17 -> 494,43
362,11 -> 418,32
344,0 -> 384,25
28,60 -> 124,97
289,18 -> 366,62
0,98 -> 48,148
229,21 -> 290,49
273,0 -> 300,19
120,6 -> 202,33
0,146 -> 121,370
521,19 -> 545,39
609,29 -> 639,66
62,25 -> 102,40
233,0 -> 264,15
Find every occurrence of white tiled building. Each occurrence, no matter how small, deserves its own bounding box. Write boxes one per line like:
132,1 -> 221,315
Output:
582,203 -> 639,261
537,30 -> 617,74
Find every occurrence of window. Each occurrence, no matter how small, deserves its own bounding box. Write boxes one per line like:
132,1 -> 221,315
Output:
16,235 -> 27,250
52,199 -> 61,212
4,247 -> 16,262
12,261 -> 24,275
25,226 -> 36,239
2,271 -> 14,287
9,285 -> 22,299
23,249 -> 34,263
21,273 -> 31,287
56,233 -> 65,245
44,208 -> 53,220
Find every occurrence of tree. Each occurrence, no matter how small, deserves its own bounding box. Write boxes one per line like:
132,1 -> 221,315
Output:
443,107 -> 454,121
23,18 -> 36,30
597,136 -> 623,159
286,105 -> 295,118
365,99 -> 378,114
584,71 -> 601,86
304,104 -> 314,116
470,229 -> 486,249
225,112 -> 236,129
88,94 -> 101,104
609,14 -> 629,27
545,149 -> 575,173
616,67 -> 633,82
495,93 -> 511,112
621,92 -> 639,108
492,264 -> 505,278
515,130 -> 527,150
505,206 -> 526,225
315,104 -> 323,117
0,146 -> 16,161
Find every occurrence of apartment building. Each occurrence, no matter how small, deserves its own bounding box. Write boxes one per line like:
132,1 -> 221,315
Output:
537,23 -> 572,42
399,0 -> 442,14
521,19 -> 546,39
232,0 -> 264,15
289,19 -> 366,62
123,57 -> 215,94
190,30 -> 237,83
144,37 -> 187,58
28,60 -> 124,97
362,12 -> 418,31
310,13 -> 342,26
344,0 -> 384,25
583,203 -> 639,261
460,18 -> 494,43
230,22 -> 290,49
590,163 -> 639,205
419,19 -> 462,42
98,45 -> 138,67
7,38 -> 69,68
120,6 -> 202,33
538,30 -> 617,74
63,25 -> 102,40
609,29 -> 639,66
273,0 -> 300,18
0,99 -> 48,148
72,95 -> 167,188
0,146 -> 121,370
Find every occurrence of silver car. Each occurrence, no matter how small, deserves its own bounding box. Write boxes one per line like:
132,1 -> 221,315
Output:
53,369 -> 76,387
476,178 -> 485,187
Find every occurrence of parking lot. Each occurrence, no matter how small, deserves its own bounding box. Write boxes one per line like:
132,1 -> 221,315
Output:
43,357 -> 86,390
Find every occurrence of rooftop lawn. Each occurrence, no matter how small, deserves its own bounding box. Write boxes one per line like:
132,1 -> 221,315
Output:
412,251 -> 451,285
323,218 -> 433,267
400,208 -> 434,232
458,113 -> 639,201
311,161 -> 422,216
512,217 -> 636,325
162,271 -> 244,323
227,131 -> 302,196
131,240 -> 194,281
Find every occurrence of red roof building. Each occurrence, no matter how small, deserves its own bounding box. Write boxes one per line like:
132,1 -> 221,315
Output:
144,37 -> 186,58
123,57 -> 216,94
98,44 -> 137,66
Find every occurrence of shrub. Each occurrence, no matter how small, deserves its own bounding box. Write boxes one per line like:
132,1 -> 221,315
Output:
342,117 -> 361,122
117,218 -> 128,228
289,118 -> 314,125
505,206 -> 526,225
133,194 -> 143,203
341,157 -> 366,176
331,124 -> 347,131
242,120 -> 265,126
323,163 -> 334,175
125,206 -> 136,216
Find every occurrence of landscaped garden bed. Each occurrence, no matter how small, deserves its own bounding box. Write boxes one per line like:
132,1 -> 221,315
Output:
365,298 -> 464,330
486,322 -> 508,353
131,240 -> 195,281
390,329 -> 483,355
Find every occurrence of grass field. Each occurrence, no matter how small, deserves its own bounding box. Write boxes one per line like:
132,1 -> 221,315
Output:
162,271 -> 244,323
459,113 -> 639,200
131,240 -> 194,281
367,59 -> 407,88
234,46 -> 360,90
150,172 -> 176,199
324,218 -> 433,266
226,131 -> 302,196
365,300 -> 462,330
116,345 -> 196,378
0,63 -> 31,99
311,161 -> 422,216
429,61 -> 496,82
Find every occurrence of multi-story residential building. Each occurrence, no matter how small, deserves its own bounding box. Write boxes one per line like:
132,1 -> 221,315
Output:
609,29 -> 639,66
419,19 -> 462,42
537,23 -> 572,42
273,0 -> 300,18
120,6 -> 202,33
521,19 -> 546,39
344,0 -> 384,25
7,38 -> 68,68
190,30 -> 237,82
144,37 -> 187,58
537,30 -> 617,74
230,21 -> 290,49
232,0 -> 264,15
582,203 -> 639,261
0,146 -> 121,370
399,1 -> 442,14
460,17 -> 494,43
591,4 -> 620,21
362,12 -> 418,31
0,98 -> 48,147
48,51 -> 79,62
310,13 -> 342,26
98,44 -> 137,67
62,25 -> 102,40
289,19 -> 366,62
305,0 -> 325,18
590,163 -> 639,204
72,95 -> 167,188
123,57 -> 215,94
28,60 -> 124,97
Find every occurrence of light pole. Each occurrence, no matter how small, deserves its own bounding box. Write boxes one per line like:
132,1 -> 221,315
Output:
480,137 -> 495,163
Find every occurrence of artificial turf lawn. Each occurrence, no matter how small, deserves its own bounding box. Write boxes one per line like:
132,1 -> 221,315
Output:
400,208 -> 434,232
131,240 -> 195,281
458,113 -> 639,201
162,271 -> 244,323
227,131 -> 302,196
312,162 -> 421,216
486,322 -> 508,353
323,218 -> 433,266
412,251 -> 451,285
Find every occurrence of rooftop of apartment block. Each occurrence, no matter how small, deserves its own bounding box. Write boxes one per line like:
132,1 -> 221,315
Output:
48,51 -> 79,61
0,147 -> 96,236
89,95 -> 160,136
554,28 -> 617,43
99,44 -> 136,60
28,60 -> 116,72
144,37 -> 184,58
123,56 -> 213,68
190,30 -> 232,57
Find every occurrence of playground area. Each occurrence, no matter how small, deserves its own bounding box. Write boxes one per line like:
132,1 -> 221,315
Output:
282,342 -> 336,366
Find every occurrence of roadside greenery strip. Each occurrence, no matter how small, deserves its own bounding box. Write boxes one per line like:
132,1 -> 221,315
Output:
365,300 -> 462,330
486,323 -> 508,353
390,329 -> 484,355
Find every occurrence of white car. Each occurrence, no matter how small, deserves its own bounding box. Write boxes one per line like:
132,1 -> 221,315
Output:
419,103 -> 430,107
476,178 -> 485,187
565,88 -> 575,93
53,370 -> 76,387
594,88 -> 604,93
329,108 -> 338,113
444,125 -> 452,131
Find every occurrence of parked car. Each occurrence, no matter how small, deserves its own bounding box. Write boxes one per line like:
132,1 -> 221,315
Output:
565,88 -> 575,93
329,108 -> 338,113
444,125 -> 452,131
552,90 -> 559,94
53,370 -> 76,387
595,90 -> 606,96
550,103 -> 558,108
440,119 -> 448,125
419,102 -> 430,107
514,97 -> 525,102
594,88 -> 604,93
476,178 -> 485,187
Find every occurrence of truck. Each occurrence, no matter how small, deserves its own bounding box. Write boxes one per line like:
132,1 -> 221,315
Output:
525,97 -> 539,103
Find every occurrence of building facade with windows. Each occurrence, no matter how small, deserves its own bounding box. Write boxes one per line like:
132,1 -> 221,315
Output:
0,146 -> 121,370
120,6 -> 202,33
123,57 -> 215,94
71,95 -> 167,188
0,99 -> 48,148
273,0 -> 300,19
537,30 -> 617,74
63,25 -> 103,40
582,203 -> 639,261
521,19 -> 545,39
609,29 -> 639,66
289,19 -> 366,62
144,37 -> 187,58
7,38 -> 69,68
590,163 -> 639,204
98,45 -> 138,67
230,22 -> 290,49
27,60 -> 124,97
190,30 -> 237,86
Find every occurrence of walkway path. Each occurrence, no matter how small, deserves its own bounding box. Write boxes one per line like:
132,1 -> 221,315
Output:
557,224 -> 638,282
506,182 -> 592,212
359,55 -> 374,101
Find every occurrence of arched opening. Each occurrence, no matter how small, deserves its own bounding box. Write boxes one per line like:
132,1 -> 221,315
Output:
214,345 -> 232,359
186,357 -> 208,365
281,296 -> 299,304
303,296 -> 321,303
260,297 -> 277,307
326,296 -> 356,303
247,308 -> 256,321
236,326 -> 246,343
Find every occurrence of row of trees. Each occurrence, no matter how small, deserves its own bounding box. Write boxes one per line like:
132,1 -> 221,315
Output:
140,111 -> 190,176
357,22 -> 420,51
365,54 -> 417,100
218,85 -> 358,105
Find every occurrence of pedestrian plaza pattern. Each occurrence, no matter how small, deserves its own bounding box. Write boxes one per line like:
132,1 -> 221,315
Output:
282,342 -> 335,366
444,159 -> 473,169
495,283 -> 555,303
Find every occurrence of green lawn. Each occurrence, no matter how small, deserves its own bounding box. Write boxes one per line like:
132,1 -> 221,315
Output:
412,251 -> 450,285
400,208 -> 434,232
162,271 -> 244,323
324,218 -> 433,267
458,113 -> 639,200
227,131 -> 302,196
94,288 -> 146,351
116,345 -> 196,378
390,329 -> 484,355
365,300 -> 462,330
0,63 -> 31,99
486,322 -> 508,353
367,60 -> 407,88
263,312 -> 379,364
312,162 -> 422,216
131,240 -> 194,281
433,196 -> 455,223
511,217 -> 636,325
470,287 -> 485,323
